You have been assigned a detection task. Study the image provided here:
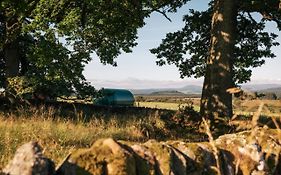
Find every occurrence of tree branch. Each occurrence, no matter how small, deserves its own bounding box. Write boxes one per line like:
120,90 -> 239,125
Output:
155,9 -> 172,22
247,12 -> 257,24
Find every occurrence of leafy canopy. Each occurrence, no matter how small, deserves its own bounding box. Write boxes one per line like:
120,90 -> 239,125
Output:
151,0 -> 281,84
0,0 -> 189,98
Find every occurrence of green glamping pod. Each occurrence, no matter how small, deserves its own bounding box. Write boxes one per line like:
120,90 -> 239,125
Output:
94,89 -> 135,106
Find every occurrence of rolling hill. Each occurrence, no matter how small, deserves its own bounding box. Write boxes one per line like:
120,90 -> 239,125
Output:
242,84 -> 281,91
258,87 -> 281,99
130,85 -> 202,95
131,83 -> 281,97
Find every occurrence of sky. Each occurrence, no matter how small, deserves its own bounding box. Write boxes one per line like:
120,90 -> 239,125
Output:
83,1 -> 281,89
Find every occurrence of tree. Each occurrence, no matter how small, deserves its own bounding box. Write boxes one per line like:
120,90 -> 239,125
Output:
151,0 -> 281,120
0,0 -> 189,99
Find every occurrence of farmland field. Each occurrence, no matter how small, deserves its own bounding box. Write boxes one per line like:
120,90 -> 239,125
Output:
135,95 -> 281,117
0,96 -> 280,170
136,101 -> 200,111
0,104 -> 205,169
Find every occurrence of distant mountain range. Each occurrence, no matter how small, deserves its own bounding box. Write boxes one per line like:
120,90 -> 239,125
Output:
257,87 -> 281,98
241,84 -> 281,91
258,87 -> 281,93
131,85 -> 202,95
131,83 -> 281,96
242,84 -> 281,98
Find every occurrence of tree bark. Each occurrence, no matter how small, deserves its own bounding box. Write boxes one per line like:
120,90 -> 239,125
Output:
3,13 -> 21,80
200,0 -> 237,120
4,40 -> 20,78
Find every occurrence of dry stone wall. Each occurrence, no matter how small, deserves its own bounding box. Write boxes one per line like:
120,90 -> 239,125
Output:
2,142 -> 55,175
1,128 -> 281,175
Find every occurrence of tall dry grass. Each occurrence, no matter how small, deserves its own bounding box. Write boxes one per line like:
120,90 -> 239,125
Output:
1,100 -> 280,172
0,106 -> 174,169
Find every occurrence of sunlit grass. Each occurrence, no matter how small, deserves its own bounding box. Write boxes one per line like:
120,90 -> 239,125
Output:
137,101 -> 200,111
0,107 -> 154,169
1,99 -> 280,171
138,101 -> 281,117
0,106 -> 200,169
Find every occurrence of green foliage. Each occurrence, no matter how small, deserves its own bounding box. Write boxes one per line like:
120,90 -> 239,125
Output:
172,102 -> 201,128
240,0 -> 281,29
6,76 -> 34,99
0,0 -> 190,99
151,2 -> 280,84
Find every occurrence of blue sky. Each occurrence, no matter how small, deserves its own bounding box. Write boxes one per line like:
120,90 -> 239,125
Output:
83,1 -> 281,89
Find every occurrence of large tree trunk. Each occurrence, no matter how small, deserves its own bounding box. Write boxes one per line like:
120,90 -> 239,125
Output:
4,40 -> 20,78
200,0 -> 237,121
2,14 -> 21,105
3,14 -> 21,80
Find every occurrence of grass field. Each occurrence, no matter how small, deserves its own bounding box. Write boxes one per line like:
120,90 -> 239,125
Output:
0,107 -> 147,168
0,97 -> 280,170
0,105 -> 205,169
137,98 -> 281,117
136,101 -> 200,111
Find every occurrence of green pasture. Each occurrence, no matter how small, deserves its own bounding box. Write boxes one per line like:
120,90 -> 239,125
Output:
136,101 -> 200,111
137,101 -> 281,117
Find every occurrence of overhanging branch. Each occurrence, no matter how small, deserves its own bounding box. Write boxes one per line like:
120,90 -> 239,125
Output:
155,9 -> 172,22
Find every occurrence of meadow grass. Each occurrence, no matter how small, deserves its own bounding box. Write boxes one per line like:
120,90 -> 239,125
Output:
0,106 -> 147,169
137,101 -> 201,111
138,100 -> 281,117
0,105 -> 203,169
0,99 -> 280,171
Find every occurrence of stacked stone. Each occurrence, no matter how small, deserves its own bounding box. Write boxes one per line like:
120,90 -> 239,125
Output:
1,128 -> 281,175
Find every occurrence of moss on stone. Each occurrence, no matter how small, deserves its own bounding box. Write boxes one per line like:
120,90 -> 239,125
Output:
131,144 -> 157,175
55,128 -> 281,175
143,140 -> 173,175
61,138 -> 136,175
